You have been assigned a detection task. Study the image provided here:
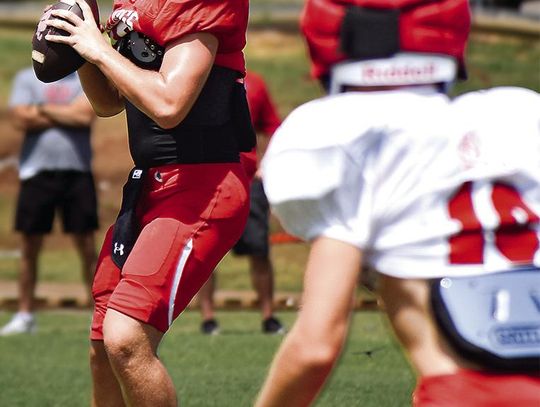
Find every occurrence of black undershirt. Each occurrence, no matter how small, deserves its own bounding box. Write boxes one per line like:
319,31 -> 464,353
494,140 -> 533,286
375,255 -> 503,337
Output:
126,65 -> 251,168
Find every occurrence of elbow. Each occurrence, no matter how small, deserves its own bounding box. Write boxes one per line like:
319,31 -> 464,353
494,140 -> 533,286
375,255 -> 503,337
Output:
150,98 -> 189,129
95,110 -> 115,118
152,108 -> 186,130
90,99 -> 125,119
154,117 -> 179,130
299,342 -> 341,374
94,105 -> 124,118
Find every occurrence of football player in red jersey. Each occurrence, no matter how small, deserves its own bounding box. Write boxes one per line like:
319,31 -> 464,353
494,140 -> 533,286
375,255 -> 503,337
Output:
255,0 -> 540,406
45,0 -> 254,405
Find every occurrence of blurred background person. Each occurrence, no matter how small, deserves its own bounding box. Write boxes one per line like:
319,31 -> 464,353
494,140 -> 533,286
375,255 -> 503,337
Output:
198,70 -> 285,335
0,67 -> 98,336
255,0 -> 540,405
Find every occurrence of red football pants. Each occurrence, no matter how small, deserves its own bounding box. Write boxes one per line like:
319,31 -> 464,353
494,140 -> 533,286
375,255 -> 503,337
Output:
414,369 -> 540,407
91,163 -> 249,338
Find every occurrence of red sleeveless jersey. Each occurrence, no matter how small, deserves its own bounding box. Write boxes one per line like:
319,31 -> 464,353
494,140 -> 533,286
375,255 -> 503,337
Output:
108,0 -> 248,74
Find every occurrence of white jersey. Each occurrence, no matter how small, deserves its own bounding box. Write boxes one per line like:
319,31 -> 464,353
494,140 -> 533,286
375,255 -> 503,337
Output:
262,87 -> 540,279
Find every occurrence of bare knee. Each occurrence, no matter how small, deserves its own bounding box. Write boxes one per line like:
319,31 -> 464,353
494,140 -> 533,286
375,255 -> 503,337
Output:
102,310 -> 161,371
288,325 -> 344,373
299,340 -> 341,372
103,329 -> 141,370
102,312 -> 143,369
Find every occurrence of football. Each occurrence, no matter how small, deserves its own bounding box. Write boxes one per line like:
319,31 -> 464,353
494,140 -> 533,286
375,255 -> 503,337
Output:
32,0 -> 100,83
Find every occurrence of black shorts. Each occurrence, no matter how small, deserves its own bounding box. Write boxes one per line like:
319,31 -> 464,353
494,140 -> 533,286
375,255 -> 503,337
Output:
15,170 -> 99,234
232,178 -> 269,256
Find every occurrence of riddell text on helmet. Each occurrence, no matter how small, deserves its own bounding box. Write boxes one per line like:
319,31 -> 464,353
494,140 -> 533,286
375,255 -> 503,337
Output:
361,62 -> 436,83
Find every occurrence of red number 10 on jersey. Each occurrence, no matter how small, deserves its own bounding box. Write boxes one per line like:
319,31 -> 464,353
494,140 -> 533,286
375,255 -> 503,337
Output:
448,181 -> 539,265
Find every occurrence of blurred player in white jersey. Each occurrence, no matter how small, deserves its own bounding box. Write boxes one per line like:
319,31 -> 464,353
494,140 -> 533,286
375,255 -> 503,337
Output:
255,0 -> 540,406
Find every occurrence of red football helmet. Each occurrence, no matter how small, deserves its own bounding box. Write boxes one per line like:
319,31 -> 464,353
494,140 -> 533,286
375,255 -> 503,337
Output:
300,0 -> 471,88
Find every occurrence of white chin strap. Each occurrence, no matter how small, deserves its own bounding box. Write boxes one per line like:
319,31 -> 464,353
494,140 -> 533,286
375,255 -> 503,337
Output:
329,53 -> 458,94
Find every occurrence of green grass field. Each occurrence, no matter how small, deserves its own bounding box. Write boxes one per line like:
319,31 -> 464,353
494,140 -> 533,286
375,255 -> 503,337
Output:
0,310 -> 415,407
0,17 -> 538,407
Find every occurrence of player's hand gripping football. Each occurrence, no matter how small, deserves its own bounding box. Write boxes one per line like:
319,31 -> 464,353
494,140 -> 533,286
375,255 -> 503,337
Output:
45,0 -> 108,65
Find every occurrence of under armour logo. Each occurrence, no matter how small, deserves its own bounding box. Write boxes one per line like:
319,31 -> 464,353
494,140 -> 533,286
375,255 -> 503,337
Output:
132,169 -> 143,179
113,242 -> 125,256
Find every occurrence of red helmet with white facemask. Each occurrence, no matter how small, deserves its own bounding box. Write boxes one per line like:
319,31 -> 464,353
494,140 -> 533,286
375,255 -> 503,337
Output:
300,0 -> 471,93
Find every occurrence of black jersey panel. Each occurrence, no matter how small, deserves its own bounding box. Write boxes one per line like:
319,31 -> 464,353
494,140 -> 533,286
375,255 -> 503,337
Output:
125,66 -> 254,168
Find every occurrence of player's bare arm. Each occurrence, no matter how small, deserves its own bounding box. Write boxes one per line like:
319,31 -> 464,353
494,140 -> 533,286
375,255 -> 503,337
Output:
39,94 -> 96,127
255,237 -> 362,407
45,0 -> 218,129
77,62 -> 124,118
